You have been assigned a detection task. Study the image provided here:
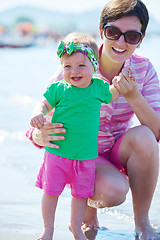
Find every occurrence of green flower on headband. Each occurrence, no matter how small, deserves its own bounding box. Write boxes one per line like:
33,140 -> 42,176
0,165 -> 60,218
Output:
57,41 -> 75,58
57,41 -> 99,72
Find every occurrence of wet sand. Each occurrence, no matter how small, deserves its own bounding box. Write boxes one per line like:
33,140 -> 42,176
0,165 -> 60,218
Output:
1,157 -> 159,240
0,165 -> 74,240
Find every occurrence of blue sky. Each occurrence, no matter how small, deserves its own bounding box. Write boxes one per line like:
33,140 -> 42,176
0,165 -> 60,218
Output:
0,0 -> 160,21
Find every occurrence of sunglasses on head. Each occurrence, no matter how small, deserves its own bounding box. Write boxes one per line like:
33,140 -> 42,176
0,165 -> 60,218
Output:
104,25 -> 143,45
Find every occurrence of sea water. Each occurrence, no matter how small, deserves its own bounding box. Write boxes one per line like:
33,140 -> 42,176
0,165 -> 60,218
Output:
0,37 -> 160,238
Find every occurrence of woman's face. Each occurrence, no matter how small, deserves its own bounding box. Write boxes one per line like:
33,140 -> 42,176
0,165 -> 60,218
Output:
101,16 -> 144,65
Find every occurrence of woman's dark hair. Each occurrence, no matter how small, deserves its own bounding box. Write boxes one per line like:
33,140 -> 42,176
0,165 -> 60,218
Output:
100,0 -> 149,34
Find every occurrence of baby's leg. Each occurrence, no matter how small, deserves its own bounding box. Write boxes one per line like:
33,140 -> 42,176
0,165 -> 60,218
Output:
70,197 -> 87,240
39,193 -> 59,240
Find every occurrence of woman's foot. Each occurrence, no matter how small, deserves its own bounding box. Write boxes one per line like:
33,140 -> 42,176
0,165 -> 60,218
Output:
135,220 -> 160,240
81,206 -> 99,231
83,228 -> 98,240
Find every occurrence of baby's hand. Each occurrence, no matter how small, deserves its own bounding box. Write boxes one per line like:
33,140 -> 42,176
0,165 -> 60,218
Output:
112,75 -> 121,91
112,67 -> 138,98
30,113 -> 46,129
127,67 -> 137,82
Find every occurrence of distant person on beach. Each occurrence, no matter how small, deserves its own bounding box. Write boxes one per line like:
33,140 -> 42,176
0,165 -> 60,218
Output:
29,32 -> 133,240
27,0 -> 160,239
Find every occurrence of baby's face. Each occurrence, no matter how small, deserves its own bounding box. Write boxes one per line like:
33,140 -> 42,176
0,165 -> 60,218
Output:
61,52 -> 94,88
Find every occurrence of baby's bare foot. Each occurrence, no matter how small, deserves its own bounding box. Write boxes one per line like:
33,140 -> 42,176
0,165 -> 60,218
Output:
37,226 -> 54,240
69,223 -> 87,240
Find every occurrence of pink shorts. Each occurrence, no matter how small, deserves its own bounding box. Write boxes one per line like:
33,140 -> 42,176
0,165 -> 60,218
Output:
35,151 -> 95,198
96,134 -> 128,176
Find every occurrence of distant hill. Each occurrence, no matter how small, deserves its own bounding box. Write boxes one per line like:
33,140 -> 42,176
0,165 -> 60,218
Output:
0,5 -> 159,35
0,6 -> 100,34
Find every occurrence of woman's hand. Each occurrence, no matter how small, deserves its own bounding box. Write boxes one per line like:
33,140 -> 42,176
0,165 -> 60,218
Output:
32,122 -> 66,148
113,67 -> 139,99
113,67 -> 160,140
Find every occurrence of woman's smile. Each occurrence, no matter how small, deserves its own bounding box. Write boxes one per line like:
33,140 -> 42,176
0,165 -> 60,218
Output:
112,46 -> 126,54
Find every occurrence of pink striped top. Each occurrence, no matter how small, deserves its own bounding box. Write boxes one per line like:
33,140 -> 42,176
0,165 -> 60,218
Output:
26,46 -> 160,154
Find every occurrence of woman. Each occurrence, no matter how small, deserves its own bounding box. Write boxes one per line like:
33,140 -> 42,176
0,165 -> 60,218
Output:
27,0 -> 160,239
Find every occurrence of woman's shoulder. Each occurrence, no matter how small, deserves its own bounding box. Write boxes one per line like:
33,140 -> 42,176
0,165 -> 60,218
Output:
131,51 -> 150,64
130,52 -> 158,85
128,52 -> 154,74
46,66 -> 63,87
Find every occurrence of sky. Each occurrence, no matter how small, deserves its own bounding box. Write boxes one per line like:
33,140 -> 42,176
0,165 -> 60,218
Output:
0,0 -> 160,21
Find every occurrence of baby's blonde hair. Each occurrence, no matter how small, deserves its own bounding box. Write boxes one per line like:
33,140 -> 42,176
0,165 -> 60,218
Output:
63,32 -> 99,59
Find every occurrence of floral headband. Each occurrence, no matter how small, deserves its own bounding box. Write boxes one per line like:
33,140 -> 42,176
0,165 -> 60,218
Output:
57,41 -> 99,72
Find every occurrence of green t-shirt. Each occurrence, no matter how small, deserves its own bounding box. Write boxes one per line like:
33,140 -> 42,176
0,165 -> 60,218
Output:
44,78 -> 112,160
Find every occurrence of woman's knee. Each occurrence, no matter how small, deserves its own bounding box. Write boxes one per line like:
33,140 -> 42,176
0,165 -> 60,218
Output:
119,126 -> 159,172
91,165 -> 129,208
124,126 -> 158,159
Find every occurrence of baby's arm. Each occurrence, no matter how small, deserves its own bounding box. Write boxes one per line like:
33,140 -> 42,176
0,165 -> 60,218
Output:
30,99 -> 53,129
109,76 -> 121,103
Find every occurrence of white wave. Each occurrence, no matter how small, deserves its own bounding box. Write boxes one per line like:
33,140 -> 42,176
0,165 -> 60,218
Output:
100,208 -> 134,225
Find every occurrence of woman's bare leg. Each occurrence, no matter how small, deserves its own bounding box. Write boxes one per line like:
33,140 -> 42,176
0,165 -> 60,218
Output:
82,164 -> 129,230
82,125 -> 159,240
69,197 -> 87,240
82,206 -> 99,231
39,193 -> 58,240
119,126 -> 159,240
